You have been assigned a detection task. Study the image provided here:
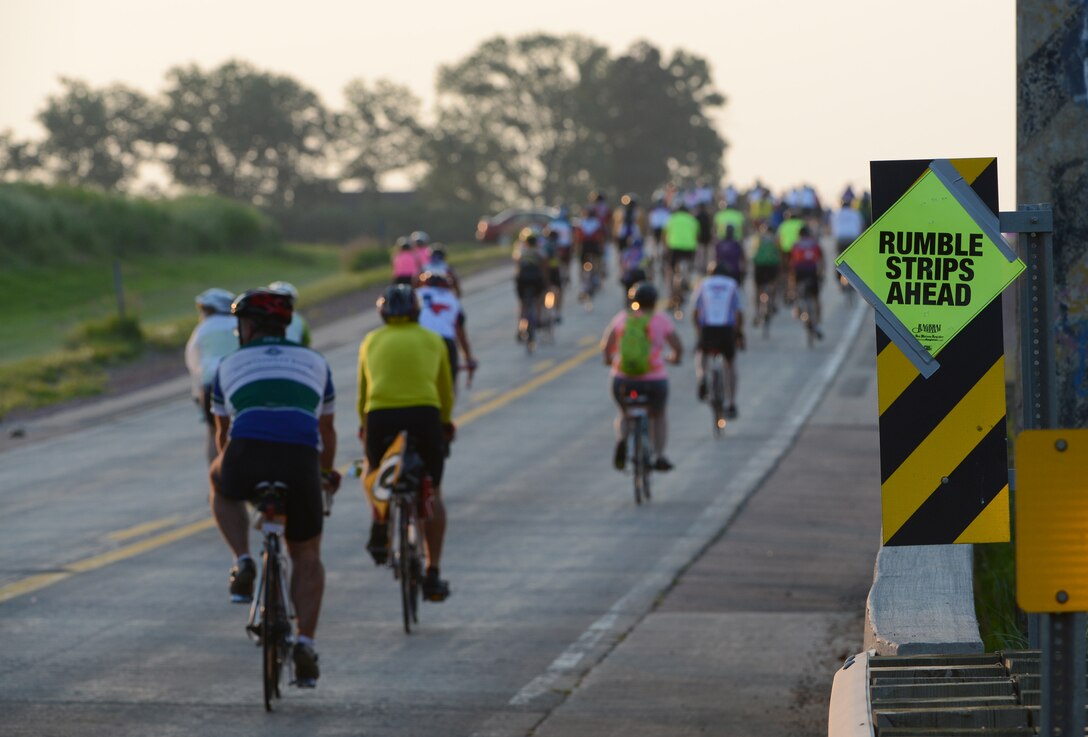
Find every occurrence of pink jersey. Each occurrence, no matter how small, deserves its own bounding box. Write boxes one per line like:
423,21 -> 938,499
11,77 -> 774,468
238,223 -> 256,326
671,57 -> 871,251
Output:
393,250 -> 417,279
608,310 -> 675,380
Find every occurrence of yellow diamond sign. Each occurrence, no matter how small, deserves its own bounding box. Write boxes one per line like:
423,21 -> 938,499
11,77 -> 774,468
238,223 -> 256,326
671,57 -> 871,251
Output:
836,162 -> 1024,361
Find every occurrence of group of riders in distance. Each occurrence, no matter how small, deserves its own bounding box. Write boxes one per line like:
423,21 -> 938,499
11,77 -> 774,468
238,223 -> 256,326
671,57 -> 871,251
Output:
182,181 -> 869,703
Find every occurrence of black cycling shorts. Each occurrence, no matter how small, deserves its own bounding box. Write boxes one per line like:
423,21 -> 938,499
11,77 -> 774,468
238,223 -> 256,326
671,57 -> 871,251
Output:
754,264 -> 779,286
365,406 -> 445,486
795,270 -> 821,298
442,337 -> 460,378
611,376 -> 668,414
210,438 -> 323,543
698,325 -> 737,361
668,249 -> 696,269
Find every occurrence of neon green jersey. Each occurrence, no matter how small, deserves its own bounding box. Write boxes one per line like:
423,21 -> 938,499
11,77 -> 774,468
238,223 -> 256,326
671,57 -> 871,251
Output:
713,208 -> 745,240
357,322 -> 453,423
778,218 -> 806,253
664,211 -> 699,251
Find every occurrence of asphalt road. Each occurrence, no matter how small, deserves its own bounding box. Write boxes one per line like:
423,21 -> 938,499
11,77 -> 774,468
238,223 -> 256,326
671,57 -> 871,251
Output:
0,257 -> 865,736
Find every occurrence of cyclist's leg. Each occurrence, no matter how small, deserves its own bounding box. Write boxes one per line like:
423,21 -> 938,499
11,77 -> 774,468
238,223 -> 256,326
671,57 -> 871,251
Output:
286,535 -> 324,640
209,443 -> 252,560
411,407 -> 447,573
648,380 -> 669,459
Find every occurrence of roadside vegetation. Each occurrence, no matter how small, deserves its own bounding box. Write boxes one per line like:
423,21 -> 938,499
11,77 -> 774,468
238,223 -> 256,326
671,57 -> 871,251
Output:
0,184 -> 505,419
974,541 -> 1029,651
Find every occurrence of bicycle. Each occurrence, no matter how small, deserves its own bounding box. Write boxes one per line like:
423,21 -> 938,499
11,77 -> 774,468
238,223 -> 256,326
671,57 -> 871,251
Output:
245,482 -> 295,711
754,281 -> 775,338
620,387 -> 653,505
518,292 -> 541,354
355,432 -> 429,634
668,256 -> 692,319
538,288 -> 557,344
793,278 -> 820,348
580,254 -> 601,306
705,349 -> 728,436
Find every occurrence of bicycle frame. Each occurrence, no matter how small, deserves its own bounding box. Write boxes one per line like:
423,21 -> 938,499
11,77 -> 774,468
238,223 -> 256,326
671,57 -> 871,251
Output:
621,391 -> 653,505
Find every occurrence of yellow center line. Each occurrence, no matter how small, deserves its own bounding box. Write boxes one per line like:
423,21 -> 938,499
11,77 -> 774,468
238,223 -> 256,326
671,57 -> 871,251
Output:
577,334 -> 597,347
469,388 -> 498,403
0,343 -> 600,606
532,359 -> 555,373
107,515 -> 182,542
0,518 -> 216,604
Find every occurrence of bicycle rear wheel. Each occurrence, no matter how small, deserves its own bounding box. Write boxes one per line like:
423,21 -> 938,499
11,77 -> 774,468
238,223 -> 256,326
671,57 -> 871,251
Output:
261,546 -> 286,710
711,364 -> 726,436
640,420 -> 653,502
631,424 -> 644,505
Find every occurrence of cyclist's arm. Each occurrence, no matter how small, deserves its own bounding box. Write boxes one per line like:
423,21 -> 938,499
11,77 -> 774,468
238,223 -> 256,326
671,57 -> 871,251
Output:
455,317 -> 474,367
601,324 -> 618,365
665,330 -> 683,364
356,342 -> 369,424
318,413 -> 337,472
436,344 -> 454,424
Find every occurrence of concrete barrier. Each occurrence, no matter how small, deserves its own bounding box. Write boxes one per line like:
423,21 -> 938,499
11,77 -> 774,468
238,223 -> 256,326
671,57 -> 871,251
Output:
863,543 -> 983,655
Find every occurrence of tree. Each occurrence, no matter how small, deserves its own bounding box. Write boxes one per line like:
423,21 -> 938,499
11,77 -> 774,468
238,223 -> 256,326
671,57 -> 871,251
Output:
35,78 -> 153,190
590,42 -> 726,198
422,34 -> 611,208
156,60 -> 330,207
0,131 -> 41,181
335,78 -> 425,193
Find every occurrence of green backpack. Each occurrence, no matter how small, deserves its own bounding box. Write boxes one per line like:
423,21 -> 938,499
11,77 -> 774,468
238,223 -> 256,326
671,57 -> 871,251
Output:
619,313 -> 653,375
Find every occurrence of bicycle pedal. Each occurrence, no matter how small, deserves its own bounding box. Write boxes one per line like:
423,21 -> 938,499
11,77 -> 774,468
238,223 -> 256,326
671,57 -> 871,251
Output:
231,594 -> 253,604
292,677 -> 317,689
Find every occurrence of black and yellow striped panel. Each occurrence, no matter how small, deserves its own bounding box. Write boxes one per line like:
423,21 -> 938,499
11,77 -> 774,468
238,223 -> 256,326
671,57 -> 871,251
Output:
872,157 -> 1010,546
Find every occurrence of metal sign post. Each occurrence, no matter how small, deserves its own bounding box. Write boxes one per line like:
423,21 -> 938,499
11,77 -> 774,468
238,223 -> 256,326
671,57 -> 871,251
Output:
1005,203 -> 1085,737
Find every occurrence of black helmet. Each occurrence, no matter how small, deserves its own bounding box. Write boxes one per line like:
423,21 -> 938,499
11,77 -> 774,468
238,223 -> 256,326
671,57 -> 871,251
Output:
377,284 -> 420,322
418,268 -> 450,289
232,289 -> 293,326
627,282 -> 658,311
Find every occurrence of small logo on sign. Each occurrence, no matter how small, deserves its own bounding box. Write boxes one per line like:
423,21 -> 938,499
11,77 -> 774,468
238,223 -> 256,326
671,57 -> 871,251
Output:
912,323 -> 942,335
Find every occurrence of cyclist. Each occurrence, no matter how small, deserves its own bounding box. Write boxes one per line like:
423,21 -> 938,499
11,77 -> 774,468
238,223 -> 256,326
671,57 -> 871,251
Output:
615,193 -> 642,252
546,206 -> 575,287
577,205 -> 604,298
695,202 -> 713,270
830,198 -> 865,294
417,267 -> 476,394
208,288 -> 339,687
358,284 -> 454,602
514,227 -> 549,342
427,244 -> 461,296
712,224 -> 747,287
714,199 -> 746,242
619,237 -> 649,293
392,237 -> 417,285
663,203 -> 700,308
539,225 -> 564,323
691,262 -> 745,418
410,230 -> 432,272
268,281 -> 312,347
185,288 -> 237,462
601,282 -> 683,472
790,225 -> 826,339
751,222 -> 783,322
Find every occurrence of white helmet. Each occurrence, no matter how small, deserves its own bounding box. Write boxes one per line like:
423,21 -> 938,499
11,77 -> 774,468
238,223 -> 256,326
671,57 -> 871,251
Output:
195,288 -> 235,314
267,281 -> 299,301
410,230 -> 430,246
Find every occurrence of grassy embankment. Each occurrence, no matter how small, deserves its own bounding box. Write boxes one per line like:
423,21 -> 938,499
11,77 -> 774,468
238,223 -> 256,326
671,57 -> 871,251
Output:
0,183 -> 505,418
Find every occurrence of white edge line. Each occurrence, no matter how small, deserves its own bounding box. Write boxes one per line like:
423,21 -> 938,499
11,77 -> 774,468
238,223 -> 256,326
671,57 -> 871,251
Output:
508,302 -> 869,707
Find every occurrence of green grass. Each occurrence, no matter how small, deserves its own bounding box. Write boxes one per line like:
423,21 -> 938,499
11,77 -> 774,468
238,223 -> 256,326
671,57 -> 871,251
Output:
974,541 -> 1029,651
0,243 -> 341,361
0,242 -> 508,418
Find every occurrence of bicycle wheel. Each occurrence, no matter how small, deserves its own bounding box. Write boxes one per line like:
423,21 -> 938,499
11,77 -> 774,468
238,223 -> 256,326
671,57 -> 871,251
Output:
640,420 -> 653,502
631,424 -> 644,505
711,364 -> 726,436
261,545 -> 285,711
396,500 -> 414,634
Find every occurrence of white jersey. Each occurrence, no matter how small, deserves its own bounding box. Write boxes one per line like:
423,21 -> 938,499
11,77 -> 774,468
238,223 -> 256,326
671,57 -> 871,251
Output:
547,218 -> 573,247
648,206 -> 670,230
184,313 -> 237,397
417,286 -> 463,340
690,275 -> 744,327
831,207 -> 864,241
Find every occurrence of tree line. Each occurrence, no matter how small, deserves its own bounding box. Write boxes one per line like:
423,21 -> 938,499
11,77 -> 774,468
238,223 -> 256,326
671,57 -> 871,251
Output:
0,34 -> 726,214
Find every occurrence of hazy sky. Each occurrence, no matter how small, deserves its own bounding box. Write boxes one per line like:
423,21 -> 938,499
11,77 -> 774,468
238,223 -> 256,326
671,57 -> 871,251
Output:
0,0 -> 1016,207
